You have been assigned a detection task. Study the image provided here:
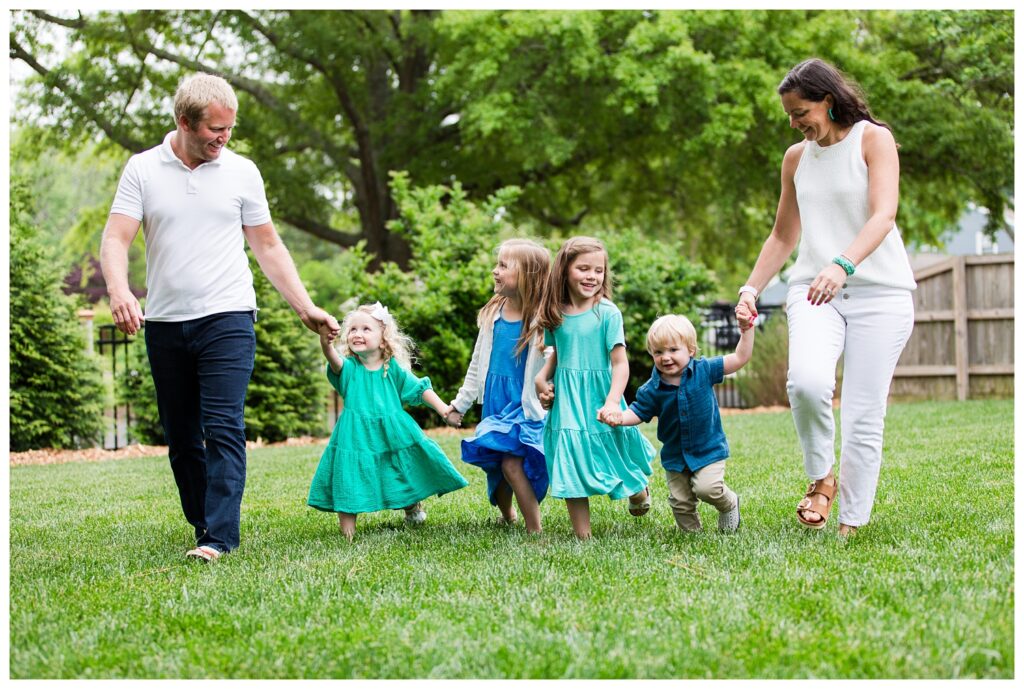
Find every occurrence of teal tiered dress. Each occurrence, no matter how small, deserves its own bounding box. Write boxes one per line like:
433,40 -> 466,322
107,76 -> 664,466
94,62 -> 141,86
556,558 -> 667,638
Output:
308,357 -> 468,514
543,299 -> 655,499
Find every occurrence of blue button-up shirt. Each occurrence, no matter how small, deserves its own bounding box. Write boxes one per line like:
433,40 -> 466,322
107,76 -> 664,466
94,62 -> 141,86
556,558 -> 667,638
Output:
628,356 -> 729,473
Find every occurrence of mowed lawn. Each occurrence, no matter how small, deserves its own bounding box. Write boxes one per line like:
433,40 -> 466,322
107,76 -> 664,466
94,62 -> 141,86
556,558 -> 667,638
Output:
9,399 -> 1013,679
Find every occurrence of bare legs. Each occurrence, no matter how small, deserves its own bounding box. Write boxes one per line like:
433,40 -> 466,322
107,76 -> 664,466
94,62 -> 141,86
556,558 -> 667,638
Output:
337,512 -> 356,541
566,498 -> 591,539
500,455 -> 542,533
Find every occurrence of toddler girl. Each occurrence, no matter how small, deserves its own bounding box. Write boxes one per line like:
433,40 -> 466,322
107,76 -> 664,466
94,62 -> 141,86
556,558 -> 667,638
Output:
534,236 -> 655,539
447,239 -> 551,534
307,302 -> 468,539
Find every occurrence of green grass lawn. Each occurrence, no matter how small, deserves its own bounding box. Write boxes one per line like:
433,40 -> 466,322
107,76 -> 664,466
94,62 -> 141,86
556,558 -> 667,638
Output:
9,399 -> 1013,679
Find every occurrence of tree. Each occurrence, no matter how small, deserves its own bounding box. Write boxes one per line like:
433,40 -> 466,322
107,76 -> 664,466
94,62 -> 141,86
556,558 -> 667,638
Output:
10,182 -> 106,451
11,10 -> 1013,282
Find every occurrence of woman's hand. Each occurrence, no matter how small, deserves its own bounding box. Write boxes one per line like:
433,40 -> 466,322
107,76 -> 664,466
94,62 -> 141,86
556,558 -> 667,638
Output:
808,263 -> 848,306
735,293 -> 758,330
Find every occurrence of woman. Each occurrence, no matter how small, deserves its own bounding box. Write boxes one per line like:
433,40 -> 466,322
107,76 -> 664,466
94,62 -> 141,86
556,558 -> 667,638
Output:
735,58 -> 916,536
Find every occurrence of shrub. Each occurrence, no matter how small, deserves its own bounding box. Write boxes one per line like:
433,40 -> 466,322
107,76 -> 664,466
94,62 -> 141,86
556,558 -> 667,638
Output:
10,182 -> 105,450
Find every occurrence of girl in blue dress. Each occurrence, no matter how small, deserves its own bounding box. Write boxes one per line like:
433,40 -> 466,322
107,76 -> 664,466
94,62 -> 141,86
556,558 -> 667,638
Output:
446,239 -> 551,534
534,236 -> 655,539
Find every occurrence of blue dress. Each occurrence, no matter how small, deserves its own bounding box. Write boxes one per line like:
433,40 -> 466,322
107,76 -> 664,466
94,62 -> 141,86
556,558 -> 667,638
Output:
461,315 -> 549,505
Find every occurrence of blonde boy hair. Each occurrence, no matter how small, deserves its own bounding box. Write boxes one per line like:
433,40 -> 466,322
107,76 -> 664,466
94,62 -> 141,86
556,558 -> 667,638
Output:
478,238 -> 551,355
174,73 -> 239,129
337,303 -> 415,377
646,314 -> 700,357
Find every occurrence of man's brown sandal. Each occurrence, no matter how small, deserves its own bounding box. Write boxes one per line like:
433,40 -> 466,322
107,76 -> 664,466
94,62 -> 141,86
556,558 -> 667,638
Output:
796,475 -> 837,530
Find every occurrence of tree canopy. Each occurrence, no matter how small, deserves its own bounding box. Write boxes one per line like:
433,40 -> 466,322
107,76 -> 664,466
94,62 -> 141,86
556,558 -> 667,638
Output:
10,9 -> 1013,281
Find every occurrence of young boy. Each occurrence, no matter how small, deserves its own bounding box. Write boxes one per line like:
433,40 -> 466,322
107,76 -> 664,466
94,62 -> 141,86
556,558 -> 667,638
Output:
600,314 -> 754,532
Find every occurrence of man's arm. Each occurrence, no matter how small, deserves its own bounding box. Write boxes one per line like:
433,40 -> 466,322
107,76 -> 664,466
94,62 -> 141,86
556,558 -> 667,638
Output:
244,222 -> 340,338
100,213 -> 144,335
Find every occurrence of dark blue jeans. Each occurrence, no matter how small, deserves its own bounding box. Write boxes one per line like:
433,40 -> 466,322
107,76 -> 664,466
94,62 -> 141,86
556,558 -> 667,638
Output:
145,311 -> 256,552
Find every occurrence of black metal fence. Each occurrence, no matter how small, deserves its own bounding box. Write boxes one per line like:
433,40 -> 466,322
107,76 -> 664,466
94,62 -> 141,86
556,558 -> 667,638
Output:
699,302 -> 780,409
97,324 -> 133,449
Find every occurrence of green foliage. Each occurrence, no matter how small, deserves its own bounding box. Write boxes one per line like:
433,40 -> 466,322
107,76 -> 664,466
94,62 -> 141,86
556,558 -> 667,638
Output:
122,260 -> 325,444
120,340 -> 163,445
245,268 -> 325,442
736,310 -> 791,407
11,10 -> 1014,287
9,183 -> 105,451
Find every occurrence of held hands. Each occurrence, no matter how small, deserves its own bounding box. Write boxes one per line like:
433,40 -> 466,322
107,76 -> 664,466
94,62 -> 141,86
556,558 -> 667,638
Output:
597,406 -> 623,426
537,381 -> 555,410
807,263 -> 847,306
443,405 -> 464,428
735,294 -> 758,332
300,305 -> 341,342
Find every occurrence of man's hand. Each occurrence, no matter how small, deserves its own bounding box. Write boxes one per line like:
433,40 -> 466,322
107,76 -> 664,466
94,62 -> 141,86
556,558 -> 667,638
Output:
300,306 -> 341,341
110,290 -> 145,335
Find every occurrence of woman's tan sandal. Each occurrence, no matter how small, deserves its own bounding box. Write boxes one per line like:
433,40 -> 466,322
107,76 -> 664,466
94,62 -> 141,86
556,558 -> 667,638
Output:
796,476 -> 837,530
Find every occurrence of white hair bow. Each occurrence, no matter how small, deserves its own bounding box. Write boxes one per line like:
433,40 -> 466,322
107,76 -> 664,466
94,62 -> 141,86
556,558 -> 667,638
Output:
369,301 -> 391,325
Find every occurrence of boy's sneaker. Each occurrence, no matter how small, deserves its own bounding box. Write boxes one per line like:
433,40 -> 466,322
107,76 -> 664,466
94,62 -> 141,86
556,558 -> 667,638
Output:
404,502 -> 427,525
718,495 -> 741,533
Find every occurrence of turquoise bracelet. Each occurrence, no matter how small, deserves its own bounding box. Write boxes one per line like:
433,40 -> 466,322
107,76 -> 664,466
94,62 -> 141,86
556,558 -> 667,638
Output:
832,255 -> 856,276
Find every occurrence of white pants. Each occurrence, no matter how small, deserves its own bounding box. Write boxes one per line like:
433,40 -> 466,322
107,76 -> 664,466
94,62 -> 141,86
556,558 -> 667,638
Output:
786,283 -> 914,527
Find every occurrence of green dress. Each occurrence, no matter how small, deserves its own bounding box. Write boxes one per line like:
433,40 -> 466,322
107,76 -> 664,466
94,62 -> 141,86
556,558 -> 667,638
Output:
543,299 -> 655,499
308,356 -> 468,514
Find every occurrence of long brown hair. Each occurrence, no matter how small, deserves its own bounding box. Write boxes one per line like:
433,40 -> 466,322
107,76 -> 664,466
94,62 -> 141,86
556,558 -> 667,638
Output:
477,238 -> 551,355
537,236 -> 613,333
778,58 -> 894,134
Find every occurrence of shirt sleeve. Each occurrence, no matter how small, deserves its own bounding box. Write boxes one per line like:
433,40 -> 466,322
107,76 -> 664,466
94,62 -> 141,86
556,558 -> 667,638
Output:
708,356 -> 725,385
109,157 -> 144,221
544,328 -> 555,347
603,303 -> 626,352
390,360 -> 432,407
325,361 -> 344,395
240,160 -> 272,227
628,383 -> 656,423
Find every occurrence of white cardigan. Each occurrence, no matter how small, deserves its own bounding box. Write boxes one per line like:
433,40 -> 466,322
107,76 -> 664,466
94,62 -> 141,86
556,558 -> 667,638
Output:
451,309 -> 549,421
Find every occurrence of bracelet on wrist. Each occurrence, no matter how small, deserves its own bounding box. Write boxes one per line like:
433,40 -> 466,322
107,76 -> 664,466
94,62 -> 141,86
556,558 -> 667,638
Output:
737,285 -> 759,299
832,255 -> 856,276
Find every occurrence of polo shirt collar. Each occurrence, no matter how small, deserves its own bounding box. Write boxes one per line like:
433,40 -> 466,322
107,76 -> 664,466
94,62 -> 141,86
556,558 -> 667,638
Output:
159,130 -> 225,168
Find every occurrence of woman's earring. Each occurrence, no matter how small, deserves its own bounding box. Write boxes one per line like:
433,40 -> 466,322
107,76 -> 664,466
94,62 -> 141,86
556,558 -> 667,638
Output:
828,107 -> 836,121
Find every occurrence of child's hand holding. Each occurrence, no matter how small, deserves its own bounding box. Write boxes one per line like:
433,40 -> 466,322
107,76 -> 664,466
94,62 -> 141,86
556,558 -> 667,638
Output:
538,382 -> 555,410
735,302 -> 757,331
596,403 -> 621,425
444,406 -> 464,428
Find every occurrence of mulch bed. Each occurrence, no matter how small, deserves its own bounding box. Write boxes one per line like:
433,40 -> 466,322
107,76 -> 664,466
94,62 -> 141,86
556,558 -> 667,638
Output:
9,406 -> 791,467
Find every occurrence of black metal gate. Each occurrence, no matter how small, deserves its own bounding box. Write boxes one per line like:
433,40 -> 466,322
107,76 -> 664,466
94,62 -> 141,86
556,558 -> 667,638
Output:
97,324 -> 133,449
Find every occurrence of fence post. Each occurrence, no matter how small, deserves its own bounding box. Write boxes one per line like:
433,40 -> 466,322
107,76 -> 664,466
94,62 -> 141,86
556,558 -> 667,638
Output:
952,256 -> 969,400
77,309 -> 94,355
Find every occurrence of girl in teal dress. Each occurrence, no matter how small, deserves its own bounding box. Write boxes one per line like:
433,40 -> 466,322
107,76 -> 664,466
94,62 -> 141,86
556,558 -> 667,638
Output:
308,302 -> 467,540
446,239 -> 551,534
534,237 -> 656,539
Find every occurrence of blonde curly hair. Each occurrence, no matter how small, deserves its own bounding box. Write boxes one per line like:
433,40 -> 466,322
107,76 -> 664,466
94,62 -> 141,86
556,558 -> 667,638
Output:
335,303 -> 415,377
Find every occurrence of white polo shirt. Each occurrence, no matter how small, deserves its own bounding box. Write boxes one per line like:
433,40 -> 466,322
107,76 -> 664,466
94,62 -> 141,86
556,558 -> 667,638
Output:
110,131 -> 272,321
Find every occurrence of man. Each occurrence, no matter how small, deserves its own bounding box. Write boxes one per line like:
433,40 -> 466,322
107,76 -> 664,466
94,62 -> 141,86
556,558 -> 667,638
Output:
100,73 -> 339,561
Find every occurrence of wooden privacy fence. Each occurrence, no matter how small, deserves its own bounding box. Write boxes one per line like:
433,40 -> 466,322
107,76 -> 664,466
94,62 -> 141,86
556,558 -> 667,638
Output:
892,253 -> 1014,401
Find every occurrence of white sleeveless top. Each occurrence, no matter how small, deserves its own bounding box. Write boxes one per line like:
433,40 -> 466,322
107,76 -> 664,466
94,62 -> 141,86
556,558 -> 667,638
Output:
788,120 -> 916,290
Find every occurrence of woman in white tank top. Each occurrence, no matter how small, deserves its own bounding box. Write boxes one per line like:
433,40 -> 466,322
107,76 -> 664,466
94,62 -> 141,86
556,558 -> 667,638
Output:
735,59 -> 916,537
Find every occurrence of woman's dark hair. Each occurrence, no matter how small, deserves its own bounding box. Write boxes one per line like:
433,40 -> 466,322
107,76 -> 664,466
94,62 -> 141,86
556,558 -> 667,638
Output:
778,58 -> 893,133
